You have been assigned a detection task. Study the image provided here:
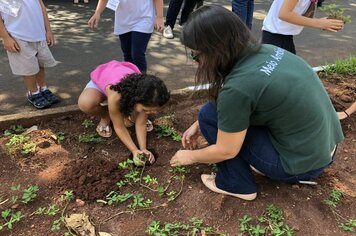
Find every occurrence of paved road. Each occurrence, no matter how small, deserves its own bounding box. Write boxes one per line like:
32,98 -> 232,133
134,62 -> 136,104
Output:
0,0 -> 355,116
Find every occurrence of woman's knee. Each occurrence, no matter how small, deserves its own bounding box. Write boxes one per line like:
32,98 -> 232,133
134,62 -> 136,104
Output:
198,102 -> 217,124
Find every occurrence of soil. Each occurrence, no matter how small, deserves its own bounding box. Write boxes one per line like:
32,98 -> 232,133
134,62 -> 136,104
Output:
0,75 -> 355,236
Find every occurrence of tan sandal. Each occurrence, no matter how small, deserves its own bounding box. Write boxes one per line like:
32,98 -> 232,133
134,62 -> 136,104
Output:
96,124 -> 112,138
201,174 -> 257,201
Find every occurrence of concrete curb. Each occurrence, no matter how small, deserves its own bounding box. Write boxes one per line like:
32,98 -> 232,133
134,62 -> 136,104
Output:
0,66 -> 326,131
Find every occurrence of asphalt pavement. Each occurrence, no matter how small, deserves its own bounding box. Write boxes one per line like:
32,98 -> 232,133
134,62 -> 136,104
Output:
0,0 -> 355,116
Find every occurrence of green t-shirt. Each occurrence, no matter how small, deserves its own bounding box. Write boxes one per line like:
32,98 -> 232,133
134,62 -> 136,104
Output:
217,45 -> 344,175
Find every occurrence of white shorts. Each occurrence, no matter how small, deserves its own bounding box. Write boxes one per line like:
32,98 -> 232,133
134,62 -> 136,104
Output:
6,37 -> 58,76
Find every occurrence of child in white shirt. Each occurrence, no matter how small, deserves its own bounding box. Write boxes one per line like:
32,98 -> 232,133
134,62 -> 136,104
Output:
0,0 -> 59,109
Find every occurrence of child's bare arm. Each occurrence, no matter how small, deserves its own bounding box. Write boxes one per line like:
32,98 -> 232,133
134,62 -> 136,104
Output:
153,0 -> 164,32
135,112 -> 148,150
279,0 -> 343,32
107,91 -> 139,153
0,18 -> 20,52
39,0 -> 55,46
88,0 -> 108,28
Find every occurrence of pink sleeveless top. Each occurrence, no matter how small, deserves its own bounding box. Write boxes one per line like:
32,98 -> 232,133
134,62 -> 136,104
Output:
90,60 -> 140,95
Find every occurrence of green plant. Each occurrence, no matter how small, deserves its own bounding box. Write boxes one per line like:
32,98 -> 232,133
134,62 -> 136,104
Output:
46,204 -> 60,216
82,119 -> 94,128
323,56 -> 356,75
118,159 -> 134,169
128,194 -> 152,209
21,185 -> 39,204
51,219 -> 61,232
156,125 -> 182,142
238,204 -> 293,236
52,132 -> 65,144
0,209 -> 24,231
6,134 -> 37,155
324,189 -> 343,208
339,219 -> 356,232
79,134 -> 103,143
142,175 -> 158,185
3,125 -> 25,137
319,4 -> 352,23
146,218 -> 227,236
133,153 -> 149,166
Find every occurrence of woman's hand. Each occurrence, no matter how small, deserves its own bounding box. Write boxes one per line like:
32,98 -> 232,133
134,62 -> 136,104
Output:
3,36 -> 20,52
88,13 -> 101,28
182,121 -> 200,150
318,18 -> 344,32
154,16 -> 164,32
170,150 -> 195,167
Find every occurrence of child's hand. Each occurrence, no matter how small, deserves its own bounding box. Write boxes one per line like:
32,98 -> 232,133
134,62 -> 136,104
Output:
318,18 -> 344,32
141,149 -> 155,164
46,31 -> 55,46
88,13 -> 101,29
154,16 -> 164,32
3,36 -> 20,53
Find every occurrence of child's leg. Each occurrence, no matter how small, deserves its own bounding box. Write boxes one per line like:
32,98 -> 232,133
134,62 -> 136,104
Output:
262,31 -> 296,54
78,84 -> 112,137
165,0 -> 184,29
119,32 -> 134,64
131,31 -> 152,73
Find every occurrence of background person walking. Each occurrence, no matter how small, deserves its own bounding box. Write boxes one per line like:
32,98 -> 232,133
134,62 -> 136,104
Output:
88,0 -> 164,73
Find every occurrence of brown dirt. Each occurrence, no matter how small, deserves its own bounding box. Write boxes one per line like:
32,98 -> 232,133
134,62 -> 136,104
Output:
0,76 -> 355,236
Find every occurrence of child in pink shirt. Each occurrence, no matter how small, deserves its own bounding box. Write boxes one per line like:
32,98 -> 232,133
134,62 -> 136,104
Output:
78,60 -> 170,165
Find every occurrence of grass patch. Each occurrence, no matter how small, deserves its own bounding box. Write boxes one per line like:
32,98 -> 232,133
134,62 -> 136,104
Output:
323,56 -> 356,75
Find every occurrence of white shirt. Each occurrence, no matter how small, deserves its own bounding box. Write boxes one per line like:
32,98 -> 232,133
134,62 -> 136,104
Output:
0,0 -> 46,42
113,0 -> 156,35
262,0 -> 311,35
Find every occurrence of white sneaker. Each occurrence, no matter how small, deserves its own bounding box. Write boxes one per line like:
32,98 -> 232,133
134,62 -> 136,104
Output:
73,0 -> 79,3
163,26 -> 174,39
84,0 -> 89,3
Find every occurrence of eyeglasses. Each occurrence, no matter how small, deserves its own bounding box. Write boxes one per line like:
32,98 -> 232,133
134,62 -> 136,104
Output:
190,50 -> 200,63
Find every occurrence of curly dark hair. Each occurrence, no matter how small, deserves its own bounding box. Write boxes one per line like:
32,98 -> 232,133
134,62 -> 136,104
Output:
110,73 -> 170,117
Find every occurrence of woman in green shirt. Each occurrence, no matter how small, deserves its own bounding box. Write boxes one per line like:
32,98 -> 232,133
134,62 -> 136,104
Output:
170,5 -> 344,201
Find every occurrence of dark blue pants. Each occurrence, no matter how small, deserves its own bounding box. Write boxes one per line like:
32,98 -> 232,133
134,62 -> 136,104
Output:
165,0 -> 197,29
232,0 -> 254,29
198,102 -> 333,194
118,31 -> 152,73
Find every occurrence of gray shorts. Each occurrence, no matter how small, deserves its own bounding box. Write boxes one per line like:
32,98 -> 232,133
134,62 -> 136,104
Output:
6,37 -> 58,76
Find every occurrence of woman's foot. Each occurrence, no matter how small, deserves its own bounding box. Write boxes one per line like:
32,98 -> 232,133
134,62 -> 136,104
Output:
201,174 -> 257,201
96,120 -> 112,138
338,110 -> 349,120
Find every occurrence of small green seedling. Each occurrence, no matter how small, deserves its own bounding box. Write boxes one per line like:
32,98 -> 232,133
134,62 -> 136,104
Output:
79,134 -> 103,143
21,185 -> 39,204
0,210 -> 24,230
324,189 -> 343,208
339,219 -> 356,232
133,153 -> 149,166
319,4 -> 352,23
52,132 -> 65,144
118,159 -> 134,169
3,125 -> 24,137
82,119 -> 94,128
156,125 -> 182,142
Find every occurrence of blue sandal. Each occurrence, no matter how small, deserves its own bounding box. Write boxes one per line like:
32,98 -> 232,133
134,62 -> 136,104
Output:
27,93 -> 51,109
41,89 -> 60,104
